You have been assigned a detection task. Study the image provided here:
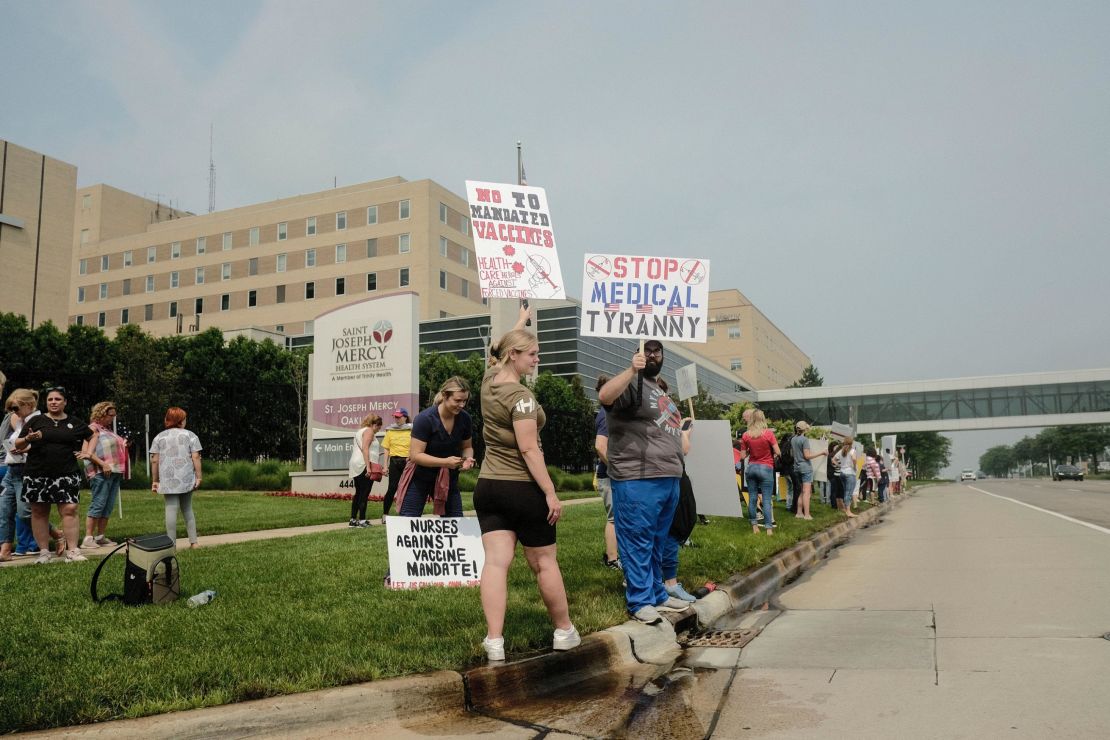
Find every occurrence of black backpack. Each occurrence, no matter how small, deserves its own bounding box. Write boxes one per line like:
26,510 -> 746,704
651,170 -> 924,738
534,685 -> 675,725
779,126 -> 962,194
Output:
669,471 -> 698,542
91,534 -> 180,606
777,434 -> 795,473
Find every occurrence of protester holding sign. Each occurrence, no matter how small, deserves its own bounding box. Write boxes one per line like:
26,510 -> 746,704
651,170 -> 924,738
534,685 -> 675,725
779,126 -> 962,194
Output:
381,409 -> 412,516
474,312 -> 580,661
395,379 -> 475,519
598,339 -> 691,625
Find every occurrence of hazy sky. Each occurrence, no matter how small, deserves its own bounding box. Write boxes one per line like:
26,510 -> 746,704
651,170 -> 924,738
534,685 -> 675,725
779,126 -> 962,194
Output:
3,1 -> 1108,473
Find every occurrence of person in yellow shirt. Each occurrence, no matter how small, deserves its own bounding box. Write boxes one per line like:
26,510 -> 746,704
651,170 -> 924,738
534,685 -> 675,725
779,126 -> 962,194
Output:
380,408 -> 412,516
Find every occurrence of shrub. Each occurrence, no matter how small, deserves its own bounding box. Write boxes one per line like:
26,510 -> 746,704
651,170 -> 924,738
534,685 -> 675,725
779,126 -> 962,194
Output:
226,461 -> 256,489
256,459 -> 284,476
254,473 -> 288,491
203,472 -> 230,490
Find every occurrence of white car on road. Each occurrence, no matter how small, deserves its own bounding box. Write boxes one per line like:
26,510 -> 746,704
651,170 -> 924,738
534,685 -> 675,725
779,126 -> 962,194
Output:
960,469 -> 977,482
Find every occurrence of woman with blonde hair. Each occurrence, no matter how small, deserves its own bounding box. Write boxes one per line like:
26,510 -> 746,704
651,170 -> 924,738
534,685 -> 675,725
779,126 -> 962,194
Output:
347,413 -> 384,527
474,305 -> 579,662
81,401 -> 127,549
2,389 -> 64,561
395,377 -> 476,519
149,407 -> 204,547
740,409 -> 781,535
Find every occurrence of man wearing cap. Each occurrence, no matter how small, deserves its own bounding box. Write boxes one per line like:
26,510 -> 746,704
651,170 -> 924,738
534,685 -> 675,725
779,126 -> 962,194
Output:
598,339 -> 690,625
380,408 -> 412,516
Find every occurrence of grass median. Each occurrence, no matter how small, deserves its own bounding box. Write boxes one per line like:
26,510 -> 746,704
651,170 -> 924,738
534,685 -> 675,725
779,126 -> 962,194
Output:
0,496 -> 862,732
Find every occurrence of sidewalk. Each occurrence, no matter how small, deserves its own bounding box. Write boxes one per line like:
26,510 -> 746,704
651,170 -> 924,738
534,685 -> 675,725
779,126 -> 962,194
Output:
710,482 -> 1110,737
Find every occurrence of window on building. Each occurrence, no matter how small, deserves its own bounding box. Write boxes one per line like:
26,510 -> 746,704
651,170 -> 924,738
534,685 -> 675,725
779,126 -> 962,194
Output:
460,216 -> 469,235
122,279 -> 131,296
82,194 -> 91,209
195,267 -> 205,284
276,285 -> 285,303
75,315 -> 84,326
196,236 -> 206,254
398,234 -> 410,253
97,312 -> 106,328
248,257 -> 258,276
707,328 -> 715,338
194,297 -> 203,314
147,246 -> 157,263
366,205 -> 378,225
101,255 -> 110,271
366,238 -> 377,258
440,310 -> 449,318
220,294 -> 230,311
249,227 -> 259,246
439,202 -> 448,223
170,271 -> 179,289
248,290 -> 257,307
123,250 -> 133,267
275,324 -> 284,333
439,270 -> 447,290
223,232 -> 232,250
171,242 -> 181,259
80,229 -> 90,245
336,243 -> 346,263
77,286 -> 86,303
305,281 -> 315,299
79,259 -> 88,275
304,320 -> 313,335
221,262 -> 231,281
730,359 -> 742,371
461,280 -> 469,298
99,283 -> 108,299
306,248 -> 316,267
336,277 -> 345,296
336,211 -> 347,230
145,275 -> 155,292
440,236 -> 448,257
121,308 -> 129,325
277,222 -> 287,241
306,216 -> 316,236
276,253 -> 287,273
399,199 -> 410,219
728,326 -> 741,339
399,267 -> 409,287
461,248 -> 469,267
169,301 -> 178,318
145,304 -> 154,321
366,272 -> 377,291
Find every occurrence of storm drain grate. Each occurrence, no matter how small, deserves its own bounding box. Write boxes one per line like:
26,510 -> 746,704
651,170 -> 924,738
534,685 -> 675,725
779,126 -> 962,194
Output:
680,629 -> 757,648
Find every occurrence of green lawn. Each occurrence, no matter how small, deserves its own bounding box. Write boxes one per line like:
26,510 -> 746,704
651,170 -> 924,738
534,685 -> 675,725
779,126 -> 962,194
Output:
0,497 -> 864,732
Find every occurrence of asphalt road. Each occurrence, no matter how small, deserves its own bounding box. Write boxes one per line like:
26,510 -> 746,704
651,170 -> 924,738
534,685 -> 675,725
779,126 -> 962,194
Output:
961,476 -> 1110,530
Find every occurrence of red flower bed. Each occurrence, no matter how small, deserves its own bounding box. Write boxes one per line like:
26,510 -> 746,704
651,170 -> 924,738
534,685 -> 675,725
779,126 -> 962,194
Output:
266,491 -> 385,502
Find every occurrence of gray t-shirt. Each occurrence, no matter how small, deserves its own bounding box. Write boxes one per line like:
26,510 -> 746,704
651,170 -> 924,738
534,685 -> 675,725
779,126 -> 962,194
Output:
603,376 -> 684,481
791,434 -> 811,471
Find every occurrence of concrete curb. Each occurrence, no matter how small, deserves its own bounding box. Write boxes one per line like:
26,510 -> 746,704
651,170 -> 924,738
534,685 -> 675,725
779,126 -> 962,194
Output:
466,495 -> 906,717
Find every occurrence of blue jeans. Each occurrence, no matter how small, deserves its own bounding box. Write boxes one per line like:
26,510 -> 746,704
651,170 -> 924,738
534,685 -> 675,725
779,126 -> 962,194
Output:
662,533 -> 682,581
398,479 -> 463,517
795,461 -> 814,484
612,477 -> 679,612
839,473 -> 857,505
87,473 -> 123,518
1,466 -> 29,545
745,463 -> 775,528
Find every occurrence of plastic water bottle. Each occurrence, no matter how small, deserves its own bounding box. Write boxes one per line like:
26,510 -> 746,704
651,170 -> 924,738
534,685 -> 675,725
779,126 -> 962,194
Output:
187,589 -> 217,608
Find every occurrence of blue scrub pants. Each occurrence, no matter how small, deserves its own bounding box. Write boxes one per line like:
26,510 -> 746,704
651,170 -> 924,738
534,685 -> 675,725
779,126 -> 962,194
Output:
612,477 -> 679,612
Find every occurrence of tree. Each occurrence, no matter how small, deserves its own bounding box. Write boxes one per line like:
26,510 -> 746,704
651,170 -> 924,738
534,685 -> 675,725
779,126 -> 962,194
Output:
532,372 -> 594,471
979,445 -> 1015,478
688,382 -> 727,422
109,325 -> 181,452
898,432 -> 952,479
788,364 -> 824,388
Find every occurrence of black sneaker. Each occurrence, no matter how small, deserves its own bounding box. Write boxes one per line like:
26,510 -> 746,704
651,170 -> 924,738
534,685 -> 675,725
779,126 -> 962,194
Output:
605,557 -> 623,572
348,518 -> 359,527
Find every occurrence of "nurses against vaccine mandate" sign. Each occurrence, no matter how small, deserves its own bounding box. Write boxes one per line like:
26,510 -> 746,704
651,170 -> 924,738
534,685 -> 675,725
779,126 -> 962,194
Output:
580,253 -> 710,343
465,180 -> 566,300
385,516 -> 485,589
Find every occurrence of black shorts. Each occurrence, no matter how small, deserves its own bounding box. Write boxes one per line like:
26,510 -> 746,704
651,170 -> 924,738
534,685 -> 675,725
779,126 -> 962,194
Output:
473,478 -> 556,547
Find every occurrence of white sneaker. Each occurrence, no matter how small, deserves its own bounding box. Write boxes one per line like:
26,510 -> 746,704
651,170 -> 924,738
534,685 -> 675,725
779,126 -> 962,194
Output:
656,597 -> 689,612
482,636 -> 505,662
632,606 -> 663,624
553,626 -> 581,651
63,550 -> 88,563
34,551 -> 56,565
81,536 -> 99,549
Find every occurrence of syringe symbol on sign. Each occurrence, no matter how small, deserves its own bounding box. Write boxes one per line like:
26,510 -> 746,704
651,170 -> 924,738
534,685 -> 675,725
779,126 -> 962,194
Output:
526,253 -> 558,295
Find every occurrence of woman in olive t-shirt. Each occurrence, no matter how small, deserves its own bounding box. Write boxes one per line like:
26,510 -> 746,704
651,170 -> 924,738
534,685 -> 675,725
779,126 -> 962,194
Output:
473,323 -> 580,662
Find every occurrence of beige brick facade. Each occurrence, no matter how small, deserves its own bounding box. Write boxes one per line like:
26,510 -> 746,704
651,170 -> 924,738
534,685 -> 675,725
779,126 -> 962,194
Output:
700,289 -> 811,390
0,140 -> 78,328
69,177 -> 486,337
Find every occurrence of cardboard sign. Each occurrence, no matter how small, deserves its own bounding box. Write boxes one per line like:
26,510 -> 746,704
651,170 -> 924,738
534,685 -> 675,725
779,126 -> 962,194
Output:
809,438 -> 830,483
676,363 -> 698,401
580,253 -> 710,342
385,516 -> 484,589
683,420 -> 745,517
465,180 -> 565,300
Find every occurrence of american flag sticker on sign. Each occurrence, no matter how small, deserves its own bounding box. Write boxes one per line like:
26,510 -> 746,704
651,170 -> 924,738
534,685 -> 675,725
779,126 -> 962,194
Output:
637,304 -> 653,313
604,303 -> 620,312
667,305 -> 685,316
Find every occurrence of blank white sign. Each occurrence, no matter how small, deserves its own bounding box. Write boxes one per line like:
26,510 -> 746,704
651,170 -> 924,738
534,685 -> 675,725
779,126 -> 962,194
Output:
684,419 -> 744,518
